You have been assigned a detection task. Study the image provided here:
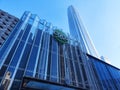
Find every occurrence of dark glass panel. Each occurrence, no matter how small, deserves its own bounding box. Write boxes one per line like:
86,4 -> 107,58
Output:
46,51 -> 51,80
52,37 -> 58,53
74,61 -> 82,85
50,52 -> 58,82
15,69 -> 24,80
16,30 -> 24,40
0,66 -> 7,82
28,33 -> 33,44
58,44 -> 63,56
10,41 -> 25,67
19,43 -> 32,69
59,56 -> 65,84
22,24 -> 31,41
26,46 -> 38,71
10,80 -> 21,90
69,59 -> 76,85
34,29 -> 42,46
40,32 -> 50,51
5,39 -> 19,65
25,71 -> 33,77
71,45 -> 77,61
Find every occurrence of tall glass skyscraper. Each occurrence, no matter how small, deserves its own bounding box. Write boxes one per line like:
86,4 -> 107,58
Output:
68,5 -> 99,58
0,8 -> 120,90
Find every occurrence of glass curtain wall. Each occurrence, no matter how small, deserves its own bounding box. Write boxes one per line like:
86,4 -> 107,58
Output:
88,55 -> 120,90
1,10 -> 119,90
0,10 -> 92,89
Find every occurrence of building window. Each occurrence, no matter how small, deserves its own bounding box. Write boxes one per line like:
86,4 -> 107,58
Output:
8,16 -> 11,19
1,36 -> 6,40
0,25 -> 3,29
3,22 -> 6,25
1,13 -> 5,16
50,52 -> 58,82
5,19 -> 9,22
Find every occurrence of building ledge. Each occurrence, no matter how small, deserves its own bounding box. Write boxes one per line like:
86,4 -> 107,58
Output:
20,76 -> 86,90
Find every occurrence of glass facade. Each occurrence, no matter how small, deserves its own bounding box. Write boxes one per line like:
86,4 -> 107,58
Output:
88,54 -> 120,90
0,11 -> 90,90
0,9 -> 120,90
67,5 -> 99,58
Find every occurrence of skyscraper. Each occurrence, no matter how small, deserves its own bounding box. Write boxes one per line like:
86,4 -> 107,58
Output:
67,5 -> 99,58
0,8 -> 120,90
0,10 -> 19,48
0,11 -> 88,90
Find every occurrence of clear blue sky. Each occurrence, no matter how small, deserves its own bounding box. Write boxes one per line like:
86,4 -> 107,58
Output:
0,0 -> 120,68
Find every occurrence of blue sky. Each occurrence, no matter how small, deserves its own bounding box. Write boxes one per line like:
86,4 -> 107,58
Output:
0,0 -> 120,68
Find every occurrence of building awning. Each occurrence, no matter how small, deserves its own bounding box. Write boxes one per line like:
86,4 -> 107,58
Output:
20,76 -> 86,90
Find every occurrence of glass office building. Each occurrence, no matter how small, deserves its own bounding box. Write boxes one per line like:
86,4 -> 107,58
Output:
0,11 -> 90,90
0,9 -> 120,90
68,5 -> 99,58
0,9 -> 19,48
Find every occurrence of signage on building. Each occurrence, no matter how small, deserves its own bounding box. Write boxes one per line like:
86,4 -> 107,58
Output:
53,29 -> 68,44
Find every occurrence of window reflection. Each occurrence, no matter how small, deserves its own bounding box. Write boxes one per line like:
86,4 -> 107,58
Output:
50,52 -> 58,82
89,55 -> 120,89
